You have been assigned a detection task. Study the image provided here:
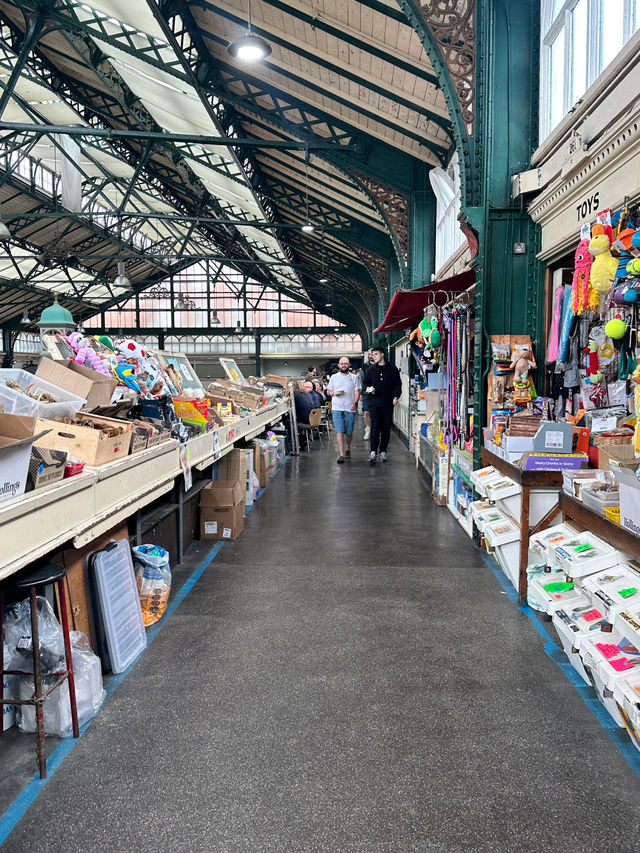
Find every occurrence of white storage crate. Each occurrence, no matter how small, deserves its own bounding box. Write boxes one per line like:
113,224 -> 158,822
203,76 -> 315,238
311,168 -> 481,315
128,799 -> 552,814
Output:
582,564 -> 640,621
552,597 -> 609,685
0,368 -> 86,419
613,674 -> 640,751
550,532 -> 620,579
528,523 -> 578,566
580,630 -> 640,727
528,574 -> 587,615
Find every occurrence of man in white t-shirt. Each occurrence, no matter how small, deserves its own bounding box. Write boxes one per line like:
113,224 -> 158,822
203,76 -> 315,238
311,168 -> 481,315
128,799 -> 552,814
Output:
327,357 -> 361,464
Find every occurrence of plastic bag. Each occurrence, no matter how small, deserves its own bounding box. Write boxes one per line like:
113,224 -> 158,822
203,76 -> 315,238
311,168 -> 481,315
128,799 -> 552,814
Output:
3,595 -> 65,675
17,631 -> 106,737
133,545 -> 172,627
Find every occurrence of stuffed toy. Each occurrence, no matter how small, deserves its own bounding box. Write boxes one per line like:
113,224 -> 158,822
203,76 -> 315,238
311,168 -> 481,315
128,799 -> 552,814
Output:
589,225 -> 619,295
510,344 -> 536,403
583,339 -> 603,383
571,238 -> 596,314
66,332 -> 112,376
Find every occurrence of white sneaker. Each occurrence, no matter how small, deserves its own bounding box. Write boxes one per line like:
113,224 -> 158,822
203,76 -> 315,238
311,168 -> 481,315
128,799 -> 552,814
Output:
368,451 -> 376,464
380,452 -> 387,462
363,426 -> 371,440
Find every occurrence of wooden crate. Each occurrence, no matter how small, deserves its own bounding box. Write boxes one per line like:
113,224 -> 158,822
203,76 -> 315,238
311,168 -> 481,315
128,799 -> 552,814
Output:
35,414 -> 132,466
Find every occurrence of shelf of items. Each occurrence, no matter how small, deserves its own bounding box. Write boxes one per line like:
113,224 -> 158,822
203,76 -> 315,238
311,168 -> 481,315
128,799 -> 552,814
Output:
0,399 -> 290,581
559,492 -> 640,559
480,447 -> 564,602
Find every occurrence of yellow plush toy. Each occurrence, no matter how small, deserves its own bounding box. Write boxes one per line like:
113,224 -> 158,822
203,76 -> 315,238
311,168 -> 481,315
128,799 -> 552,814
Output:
589,224 -> 619,295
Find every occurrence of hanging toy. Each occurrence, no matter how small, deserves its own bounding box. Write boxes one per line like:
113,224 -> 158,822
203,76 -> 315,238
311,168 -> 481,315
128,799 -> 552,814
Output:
583,340 -> 603,383
510,343 -> 536,404
605,315 -> 627,342
589,224 -> 619,295
589,381 -> 608,408
97,334 -> 116,352
571,238 -> 595,314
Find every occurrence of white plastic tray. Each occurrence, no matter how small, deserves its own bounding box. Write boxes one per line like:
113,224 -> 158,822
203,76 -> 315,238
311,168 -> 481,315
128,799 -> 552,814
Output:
91,539 -> 147,673
581,564 -> 640,620
0,368 -> 86,419
550,532 -> 620,578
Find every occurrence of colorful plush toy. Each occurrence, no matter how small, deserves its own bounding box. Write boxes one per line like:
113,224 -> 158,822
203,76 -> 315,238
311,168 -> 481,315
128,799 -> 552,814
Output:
113,361 -> 141,393
67,332 -> 112,376
589,225 -> 619,295
584,339 -> 603,383
571,238 -> 596,314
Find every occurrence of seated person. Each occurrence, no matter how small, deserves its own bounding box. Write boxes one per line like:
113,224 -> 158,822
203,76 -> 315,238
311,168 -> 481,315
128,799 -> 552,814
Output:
294,385 -> 315,425
312,379 -> 326,405
306,379 -> 324,408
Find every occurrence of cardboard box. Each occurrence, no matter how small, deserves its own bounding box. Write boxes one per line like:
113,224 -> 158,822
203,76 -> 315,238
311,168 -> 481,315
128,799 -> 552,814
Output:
36,358 -> 117,411
200,501 -> 245,540
598,444 -> 640,472
26,445 -> 67,491
35,413 -> 132,466
200,480 -> 244,508
612,466 -> 640,537
217,448 -> 252,484
0,413 -> 39,502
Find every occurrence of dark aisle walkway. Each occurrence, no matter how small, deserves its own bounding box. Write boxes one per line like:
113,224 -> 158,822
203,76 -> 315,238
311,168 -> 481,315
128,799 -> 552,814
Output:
4,435 -> 640,851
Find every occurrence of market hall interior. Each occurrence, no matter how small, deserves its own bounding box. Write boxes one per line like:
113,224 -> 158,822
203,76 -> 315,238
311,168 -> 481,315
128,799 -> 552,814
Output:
2,437 -> 639,853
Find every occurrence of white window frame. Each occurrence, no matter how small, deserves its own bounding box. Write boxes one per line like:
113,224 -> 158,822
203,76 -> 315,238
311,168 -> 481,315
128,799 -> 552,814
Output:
540,0 -> 640,140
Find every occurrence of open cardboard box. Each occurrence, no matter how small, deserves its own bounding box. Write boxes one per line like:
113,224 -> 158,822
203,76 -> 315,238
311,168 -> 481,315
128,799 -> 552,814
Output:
36,358 -> 116,410
0,413 -> 45,502
35,413 -> 132,466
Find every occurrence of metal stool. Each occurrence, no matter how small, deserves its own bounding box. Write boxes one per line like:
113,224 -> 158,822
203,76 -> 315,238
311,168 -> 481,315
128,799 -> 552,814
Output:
0,563 -> 79,778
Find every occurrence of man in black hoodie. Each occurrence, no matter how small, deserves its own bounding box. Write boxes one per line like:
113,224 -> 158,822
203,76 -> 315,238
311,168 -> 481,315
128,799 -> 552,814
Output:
362,347 -> 402,464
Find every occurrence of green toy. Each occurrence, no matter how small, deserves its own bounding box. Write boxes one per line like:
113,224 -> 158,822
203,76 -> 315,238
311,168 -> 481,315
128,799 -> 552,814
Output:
419,311 -> 441,349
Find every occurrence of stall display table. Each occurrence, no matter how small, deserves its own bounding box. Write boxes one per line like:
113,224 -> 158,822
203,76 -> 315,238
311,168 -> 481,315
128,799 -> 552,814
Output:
480,448 -> 564,602
0,399 -> 290,582
559,492 -> 640,561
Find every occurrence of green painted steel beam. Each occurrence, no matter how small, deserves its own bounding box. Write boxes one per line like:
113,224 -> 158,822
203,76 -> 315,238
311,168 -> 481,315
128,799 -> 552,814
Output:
0,120 -> 356,150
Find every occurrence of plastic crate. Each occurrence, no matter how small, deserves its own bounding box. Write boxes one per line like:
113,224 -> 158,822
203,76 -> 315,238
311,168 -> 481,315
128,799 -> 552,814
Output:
0,368 -> 86,419
604,506 -> 621,524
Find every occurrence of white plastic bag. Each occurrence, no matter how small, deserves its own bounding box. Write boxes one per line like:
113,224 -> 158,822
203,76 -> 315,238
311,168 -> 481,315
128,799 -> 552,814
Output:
3,595 -> 65,675
17,631 -> 106,737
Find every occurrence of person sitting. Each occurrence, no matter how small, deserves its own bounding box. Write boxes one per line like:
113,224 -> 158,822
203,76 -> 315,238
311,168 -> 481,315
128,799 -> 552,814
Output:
294,383 -> 316,450
308,379 -> 324,408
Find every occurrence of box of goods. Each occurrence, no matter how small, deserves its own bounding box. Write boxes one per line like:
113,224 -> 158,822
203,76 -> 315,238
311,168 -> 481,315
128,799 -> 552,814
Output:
0,368 -> 86,419
520,451 -> 588,471
2,652 -> 18,730
612,672 -> 640,751
26,445 -> 67,491
249,440 -> 271,488
36,358 -> 116,411
552,596 -> 611,685
0,413 -> 42,503
35,413 -> 132,466
199,480 -> 245,540
64,457 -> 85,478
217,448 -> 252,484
549,531 -> 620,579
580,630 -> 640,727
129,425 -> 149,454
612,466 -> 640,537
208,381 -> 265,411
470,465 -> 503,497
579,406 -> 627,433
581,564 -> 640,621
592,429 -> 635,448
484,515 -> 520,588
133,418 -> 170,448
581,484 -> 619,516
263,374 -> 290,389
469,501 -> 507,535
562,469 -> 601,498
599,444 -> 640,473
528,573 -> 587,615
528,523 -> 578,565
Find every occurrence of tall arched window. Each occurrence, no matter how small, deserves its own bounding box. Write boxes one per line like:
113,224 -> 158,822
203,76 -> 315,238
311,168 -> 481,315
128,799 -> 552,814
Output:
540,0 -> 640,141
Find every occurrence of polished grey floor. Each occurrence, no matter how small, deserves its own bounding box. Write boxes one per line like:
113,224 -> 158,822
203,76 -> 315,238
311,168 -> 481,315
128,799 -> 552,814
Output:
3,434 -> 640,851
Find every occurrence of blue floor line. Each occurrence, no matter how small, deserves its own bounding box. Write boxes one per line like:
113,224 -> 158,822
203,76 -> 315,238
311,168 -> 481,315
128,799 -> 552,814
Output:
480,551 -> 640,777
0,467 -> 277,846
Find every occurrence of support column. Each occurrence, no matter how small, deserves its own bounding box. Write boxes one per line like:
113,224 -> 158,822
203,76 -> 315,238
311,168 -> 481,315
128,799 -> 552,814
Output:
410,166 -> 436,289
465,0 -> 543,465
254,333 -> 261,376
2,328 -> 13,368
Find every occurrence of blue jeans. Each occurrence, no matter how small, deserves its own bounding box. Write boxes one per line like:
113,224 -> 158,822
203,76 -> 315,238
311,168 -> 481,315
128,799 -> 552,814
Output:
332,409 -> 356,435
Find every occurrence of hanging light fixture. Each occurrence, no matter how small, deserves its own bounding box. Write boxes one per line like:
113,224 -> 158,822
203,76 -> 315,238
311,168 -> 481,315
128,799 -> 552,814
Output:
175,289 -> 187,310
319,236 -> 328,283
235,319 -> 242,332
20,307 -> 31,325
113,261 -> 130,289
227,0 -> 271,62
210,310 -> 221,325
301,147 -> 314,233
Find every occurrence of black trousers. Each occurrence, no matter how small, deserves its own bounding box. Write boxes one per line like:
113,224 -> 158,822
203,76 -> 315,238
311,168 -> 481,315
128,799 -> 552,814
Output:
369,405 -> 394,453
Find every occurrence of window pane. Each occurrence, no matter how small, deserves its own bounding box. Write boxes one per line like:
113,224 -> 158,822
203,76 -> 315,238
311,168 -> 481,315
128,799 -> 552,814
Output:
599,0 -> 624,70
570,0 -> 588,104
549,30 -> 566,130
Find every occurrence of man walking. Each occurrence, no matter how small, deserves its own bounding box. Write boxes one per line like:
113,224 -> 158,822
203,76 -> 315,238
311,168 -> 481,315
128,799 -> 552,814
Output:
362,347 -> 402,464
327,356 -> 361,464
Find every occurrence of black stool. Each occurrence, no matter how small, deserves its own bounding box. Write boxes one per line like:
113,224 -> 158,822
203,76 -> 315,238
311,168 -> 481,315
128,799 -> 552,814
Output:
0,563 -> 79,778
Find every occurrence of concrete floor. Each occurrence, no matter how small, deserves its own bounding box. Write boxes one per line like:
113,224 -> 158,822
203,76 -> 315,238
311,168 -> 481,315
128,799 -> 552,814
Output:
2,433 -> 640,851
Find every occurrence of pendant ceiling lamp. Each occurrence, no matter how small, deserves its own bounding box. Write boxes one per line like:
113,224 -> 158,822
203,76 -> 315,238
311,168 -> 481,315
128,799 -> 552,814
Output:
211,309 -> 221,325
20,307 -> 31,325
301,147 -> 314,233
227,0 -> 272,62
113,261 -> 130,289
319,237 -> 328,283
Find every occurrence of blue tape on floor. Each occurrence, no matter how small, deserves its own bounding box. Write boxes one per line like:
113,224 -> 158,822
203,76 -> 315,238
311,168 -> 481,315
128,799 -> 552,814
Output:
0,466 -> 279,846
480,551 -> 640,777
